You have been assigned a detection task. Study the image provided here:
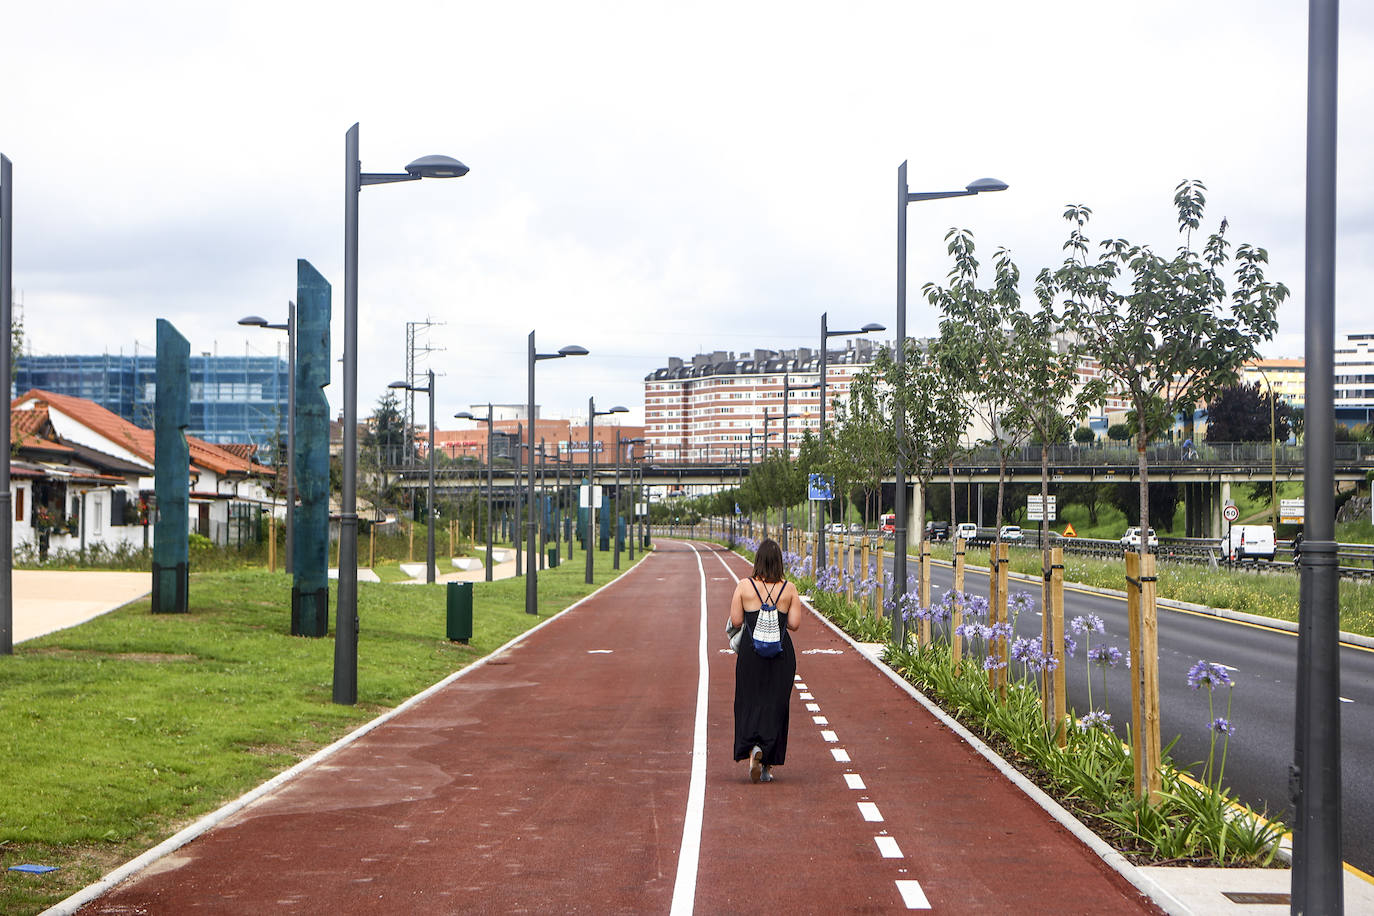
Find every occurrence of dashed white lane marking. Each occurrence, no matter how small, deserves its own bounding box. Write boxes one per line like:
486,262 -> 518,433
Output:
821,730 -> 838,742
586,649 -> 613,654
813,716 -> 829,725
875,836 -> 903,858
844,774 -> 866,790
806,703 -> 821,712
796,682 -> 809,689
800,692 -> 814,700
802,648 -> 844,655
895,879 -> 932,909
858,802 -> 884,822
1341,696 -> 1354,703
832,749 -> 851,762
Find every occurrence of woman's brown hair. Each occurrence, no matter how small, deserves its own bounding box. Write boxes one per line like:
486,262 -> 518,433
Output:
752,538 -> 784,582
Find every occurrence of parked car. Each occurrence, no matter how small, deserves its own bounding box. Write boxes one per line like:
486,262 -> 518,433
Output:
1226,524 -> 1275,562
848,522 -> 865,534
1120,527 -> 1159,550
955,522 -> 979,541
828,522 -> 847,534
925,520 -> 950,541
999,525 -> 1024,542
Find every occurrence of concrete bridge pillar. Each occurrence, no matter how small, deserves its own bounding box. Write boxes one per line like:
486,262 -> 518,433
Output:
1214,480 -> 1232,539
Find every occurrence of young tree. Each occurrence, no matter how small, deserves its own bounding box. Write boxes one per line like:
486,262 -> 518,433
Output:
924,233 -> 1031,547
1047,180 -> 1288,552
831,374 -> 892,529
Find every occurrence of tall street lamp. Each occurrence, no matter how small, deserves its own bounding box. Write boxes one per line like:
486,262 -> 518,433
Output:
585,399 -> 628,584
621,437 -> 645,562
1253,365 -> 1280,530
239,304 -> 297,572
1,153 -> 13,656
893,161 -> 1007,647
613,434 -> 645,569
335,123 -> 467,706
783,373 -> 821,534
527,334 -> 587,614
389,370 -> 437,584
454,407 -> 495,581
817,312 -> 885,571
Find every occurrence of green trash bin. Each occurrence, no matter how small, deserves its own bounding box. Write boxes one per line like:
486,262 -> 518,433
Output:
447,581 -> 473,644
547,547 -> 559,569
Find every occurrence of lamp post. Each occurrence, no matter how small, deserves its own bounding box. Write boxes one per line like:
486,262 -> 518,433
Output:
1254,365 -> 1280,530
335,123 -> 467,706
389,370 -> 436,584
239,304 -> 297,572
613,435 -> 645,569
817,313 -> 885,571
893,162 -> 1007,647
585,399 -> 628,584
1,153 -> 12,656
455,406 -> 496,581
527,333 -> 587,614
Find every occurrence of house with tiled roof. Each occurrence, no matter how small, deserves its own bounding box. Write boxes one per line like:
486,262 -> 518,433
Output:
11,390 -> 277,552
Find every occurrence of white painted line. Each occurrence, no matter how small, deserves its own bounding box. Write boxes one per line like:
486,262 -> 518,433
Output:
858,801 -> 884,822
821,730 -> 838,742
832,749 -> 851,762
844,773 -> 866,790
800,692 -> 814,700
805,702 -> 820,712
586,649 -> 613,654
813,716 -> 829,725
1341,696 -> 1354,703
795,682 -> 808,689
669,543 -> 712,916
875,836 -> 903,858
895,879 -> 932,909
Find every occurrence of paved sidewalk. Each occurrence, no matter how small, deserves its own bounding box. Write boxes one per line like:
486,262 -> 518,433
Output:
12,570 -> 150,644
54,540 -> 1184,914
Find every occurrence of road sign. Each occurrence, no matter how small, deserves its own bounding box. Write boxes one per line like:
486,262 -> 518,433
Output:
1280,498 -> 1305,525
578,485 -> 604,508
1223,504 -> 1240,523
1062,523 -> 1078,538
1027,495 -> 1057,521
808,473 -> 834,501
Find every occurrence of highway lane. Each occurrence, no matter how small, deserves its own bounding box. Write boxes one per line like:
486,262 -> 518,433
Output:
868,548 -> 1374,875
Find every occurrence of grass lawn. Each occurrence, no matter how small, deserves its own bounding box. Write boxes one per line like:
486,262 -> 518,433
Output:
0,545 -> 645,915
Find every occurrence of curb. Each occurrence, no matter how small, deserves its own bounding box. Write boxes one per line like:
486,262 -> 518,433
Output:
40,554 -> 657,916
796,593 -> 1193,916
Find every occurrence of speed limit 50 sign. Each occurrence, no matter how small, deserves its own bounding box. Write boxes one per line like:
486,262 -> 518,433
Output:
1223,504 -> 1240,523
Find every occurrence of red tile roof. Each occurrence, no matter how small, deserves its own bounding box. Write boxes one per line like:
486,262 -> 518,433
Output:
12,389 -> 267,479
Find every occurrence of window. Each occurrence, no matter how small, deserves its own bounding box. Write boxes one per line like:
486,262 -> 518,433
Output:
14,487 -> 22,522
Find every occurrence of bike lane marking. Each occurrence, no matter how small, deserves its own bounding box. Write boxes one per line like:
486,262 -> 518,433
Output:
670,541 -> 711,916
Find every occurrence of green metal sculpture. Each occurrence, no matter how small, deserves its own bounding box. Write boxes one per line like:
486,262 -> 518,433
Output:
152,319 -> 190,613
292,260 -> 331,636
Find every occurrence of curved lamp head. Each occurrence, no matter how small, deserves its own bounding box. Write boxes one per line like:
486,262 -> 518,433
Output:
406,155 -> 470,179
608,406 -> 629,414
238,315 -> 268,327
453,411 -> 475,420
860,322 -> 886,333
966,177 -> 1009,193
387,380 -> 409,390
558,345 -> 589,357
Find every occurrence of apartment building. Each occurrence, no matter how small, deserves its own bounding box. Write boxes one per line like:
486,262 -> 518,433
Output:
643,341 -> 879,462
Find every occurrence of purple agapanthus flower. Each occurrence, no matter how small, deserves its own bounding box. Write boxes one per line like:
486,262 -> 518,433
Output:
1008,592 -> 1037,616
1079,710 -> 1112,731
1209,717 -> 1237,736
1187,660 -> 1233,690
1063,634 -> 1078,657
1088,645 -> 1123,668
982,655 -> 1007,671
1069,614 -> 1105,635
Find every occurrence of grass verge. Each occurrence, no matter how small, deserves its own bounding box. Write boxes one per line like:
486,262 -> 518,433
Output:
0,547 -> 644,915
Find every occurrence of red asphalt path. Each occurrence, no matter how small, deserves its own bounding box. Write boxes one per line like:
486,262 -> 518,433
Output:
72,541 -> 1162,914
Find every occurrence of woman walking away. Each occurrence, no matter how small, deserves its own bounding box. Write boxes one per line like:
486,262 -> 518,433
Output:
730,538 -> 802,783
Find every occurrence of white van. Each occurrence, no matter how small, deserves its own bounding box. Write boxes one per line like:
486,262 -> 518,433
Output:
955,522 -> 979,541
1226,524 -> 1275,562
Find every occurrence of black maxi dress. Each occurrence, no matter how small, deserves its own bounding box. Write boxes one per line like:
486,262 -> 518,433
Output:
732,583 -> 797,767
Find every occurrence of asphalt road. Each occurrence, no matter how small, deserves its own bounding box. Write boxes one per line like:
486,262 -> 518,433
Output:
874,549 -> 1374,875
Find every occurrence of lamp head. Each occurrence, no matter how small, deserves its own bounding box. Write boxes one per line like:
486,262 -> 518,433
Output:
454,411 -> 475,420
406,155 -> 470,179
559,345 -> 589,357
861,322 -> 886,333
387,380 -> 409,390
238,316 -> 268,327
966,177 -> 1009,193
609,406 -> 629,414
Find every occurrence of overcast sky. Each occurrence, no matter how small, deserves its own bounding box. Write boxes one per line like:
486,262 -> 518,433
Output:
3,1 -> 1370,430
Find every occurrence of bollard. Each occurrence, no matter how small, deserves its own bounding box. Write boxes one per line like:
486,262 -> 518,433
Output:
548,546 -> 559,569
447,581 -> 473,643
